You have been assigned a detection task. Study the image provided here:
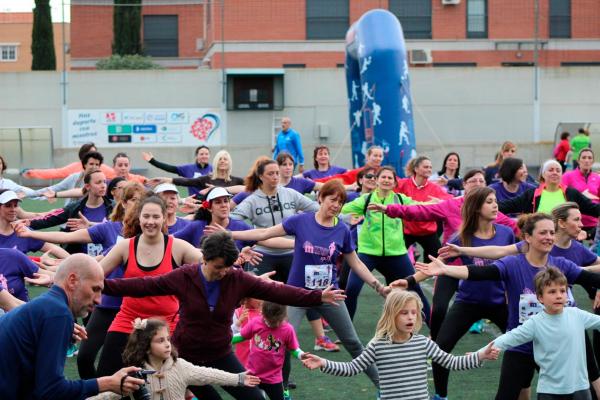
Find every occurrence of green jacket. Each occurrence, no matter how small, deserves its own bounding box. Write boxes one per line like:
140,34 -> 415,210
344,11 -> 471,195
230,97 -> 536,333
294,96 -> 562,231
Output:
341,190 -> 415,256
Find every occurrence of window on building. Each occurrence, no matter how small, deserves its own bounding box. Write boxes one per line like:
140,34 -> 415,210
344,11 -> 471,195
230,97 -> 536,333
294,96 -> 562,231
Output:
389,0 -> 432,39
227,73 -> 284,111
0,45 -> 17,62
306,0 -> 349,40
143,15 -> 178,57
467,0 -> 487,38
549,0 -> 571,38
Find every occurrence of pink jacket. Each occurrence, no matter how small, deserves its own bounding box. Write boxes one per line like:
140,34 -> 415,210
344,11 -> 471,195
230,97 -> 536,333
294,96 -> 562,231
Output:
561,169 -> 600,228
384,196 -> 519,244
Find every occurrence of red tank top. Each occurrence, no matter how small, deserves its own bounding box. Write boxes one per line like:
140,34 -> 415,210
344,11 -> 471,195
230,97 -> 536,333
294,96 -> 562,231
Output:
109,235 -> 180,333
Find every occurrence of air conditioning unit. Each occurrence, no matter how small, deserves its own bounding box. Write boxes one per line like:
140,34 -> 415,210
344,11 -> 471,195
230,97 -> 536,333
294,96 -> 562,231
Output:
409,49 -> 432,65
442,0 -> 461,5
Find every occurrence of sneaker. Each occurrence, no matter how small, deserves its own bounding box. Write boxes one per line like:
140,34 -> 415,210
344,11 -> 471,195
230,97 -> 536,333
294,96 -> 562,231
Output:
283,389 -> 292,400
322,318 -> 332,332
432,395 -> 448,400
66,343 -> 79,358
469,320 -> 484,334
314,336 -> 340,352
287,378 -> 297,389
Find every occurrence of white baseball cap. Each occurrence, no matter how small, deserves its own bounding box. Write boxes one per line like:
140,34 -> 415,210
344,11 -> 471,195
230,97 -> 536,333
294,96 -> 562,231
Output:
0,190 -> 21,204
153,183 -> 179,195
206,187 -> 233,202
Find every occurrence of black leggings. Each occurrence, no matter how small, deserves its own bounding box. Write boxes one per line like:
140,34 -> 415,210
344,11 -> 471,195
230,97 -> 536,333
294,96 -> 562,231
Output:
404,232 -> 442,262
432,302 -> 508,398
429,276 -> 458,340
77,307 -> 118,379
496,350 -> 539,400
259,382 -> 284,400
188,352 -> 264,400
96,331 -> 129,376
538,390 -> 592,400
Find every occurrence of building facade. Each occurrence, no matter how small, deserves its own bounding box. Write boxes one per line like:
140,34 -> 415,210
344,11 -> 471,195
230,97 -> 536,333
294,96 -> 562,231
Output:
0,12 -> 70,72
70,0 -> 600,70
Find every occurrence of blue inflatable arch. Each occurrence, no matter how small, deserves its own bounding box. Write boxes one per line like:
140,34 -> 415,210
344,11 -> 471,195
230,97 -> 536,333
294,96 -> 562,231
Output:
345,9 -> 416,176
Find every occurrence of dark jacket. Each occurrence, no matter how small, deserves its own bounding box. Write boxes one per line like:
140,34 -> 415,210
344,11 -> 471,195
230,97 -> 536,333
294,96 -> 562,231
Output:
29,196 -> 114,254
104,264 -> 323,363
0,286 -> 98,399
498,183 -> 600,216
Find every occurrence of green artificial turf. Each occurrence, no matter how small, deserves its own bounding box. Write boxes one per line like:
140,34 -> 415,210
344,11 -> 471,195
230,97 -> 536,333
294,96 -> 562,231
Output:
21,198 -> 594,399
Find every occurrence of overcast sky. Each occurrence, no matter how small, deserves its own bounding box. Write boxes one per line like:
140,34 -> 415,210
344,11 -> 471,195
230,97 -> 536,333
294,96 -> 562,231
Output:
0,0 -> 70,22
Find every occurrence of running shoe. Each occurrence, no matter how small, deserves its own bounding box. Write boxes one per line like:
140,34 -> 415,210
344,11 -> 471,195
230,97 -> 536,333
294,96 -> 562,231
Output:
66,343 -> 79,358
314,336 -> 340,352
432,395 -> 448,400
469,319 -> 484,334
283,389 -> 292,400
287,378 -> 297,389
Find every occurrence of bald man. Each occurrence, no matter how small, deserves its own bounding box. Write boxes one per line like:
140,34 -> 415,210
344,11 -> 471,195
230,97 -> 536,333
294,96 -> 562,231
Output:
273,117 -> 305,173
0,254 -> 143,400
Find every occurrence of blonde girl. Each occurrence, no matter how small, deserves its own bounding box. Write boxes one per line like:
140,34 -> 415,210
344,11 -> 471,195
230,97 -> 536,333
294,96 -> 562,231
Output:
302,290 -> 497,400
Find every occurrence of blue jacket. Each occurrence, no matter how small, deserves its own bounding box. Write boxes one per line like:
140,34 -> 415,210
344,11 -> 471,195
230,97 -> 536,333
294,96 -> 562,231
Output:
0,285 -> 99,400
273,128 -> 305,165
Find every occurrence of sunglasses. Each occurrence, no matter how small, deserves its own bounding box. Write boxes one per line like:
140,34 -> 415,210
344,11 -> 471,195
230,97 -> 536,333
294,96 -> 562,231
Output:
363,174 -> 376,180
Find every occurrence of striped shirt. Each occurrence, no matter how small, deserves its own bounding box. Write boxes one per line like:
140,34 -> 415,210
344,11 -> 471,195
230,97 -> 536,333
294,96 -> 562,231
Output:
322,334 -> 481,400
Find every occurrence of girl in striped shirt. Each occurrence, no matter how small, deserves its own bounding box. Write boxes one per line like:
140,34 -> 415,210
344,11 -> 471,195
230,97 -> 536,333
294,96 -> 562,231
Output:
301,290 -> 498,400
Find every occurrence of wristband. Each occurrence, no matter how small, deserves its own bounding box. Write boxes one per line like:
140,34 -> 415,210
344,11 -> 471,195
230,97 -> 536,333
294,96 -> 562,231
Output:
406,275 -> 417,290
238,372 -> 246,386
54,192 -> 58,199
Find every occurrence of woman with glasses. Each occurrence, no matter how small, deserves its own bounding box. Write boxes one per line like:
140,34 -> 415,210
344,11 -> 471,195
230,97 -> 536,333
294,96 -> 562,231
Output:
367,169 -> 518,340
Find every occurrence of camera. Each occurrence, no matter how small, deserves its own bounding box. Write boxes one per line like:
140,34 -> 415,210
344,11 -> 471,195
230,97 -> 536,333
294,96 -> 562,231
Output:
121,369 -> 156,400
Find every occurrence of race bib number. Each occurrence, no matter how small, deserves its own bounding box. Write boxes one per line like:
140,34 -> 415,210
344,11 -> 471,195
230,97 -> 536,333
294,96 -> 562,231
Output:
305,264 -> 333,289
87,243 -> 104,257
519,293 -> 542,323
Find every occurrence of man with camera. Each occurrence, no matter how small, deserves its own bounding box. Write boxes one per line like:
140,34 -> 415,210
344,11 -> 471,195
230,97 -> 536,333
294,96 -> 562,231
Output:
0,253 -> 144,400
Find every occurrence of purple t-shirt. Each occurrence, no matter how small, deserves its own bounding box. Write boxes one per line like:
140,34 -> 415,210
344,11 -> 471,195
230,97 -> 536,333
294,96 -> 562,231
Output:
174,219 -> 253,249
282,213 -> 354,289
494,254 -> 582,354
168,217 -> 190,235
489,181 -> 537,203
285,177 -> 316,195
0,231 -> 44,254
81,204 -> 109,255
88,221 -> 124,250
303,166 -> 347,180
0,248 -> 38,301
232,191 -> 251,205
198,266 -> 221,312
451,224 -> 515,305
176,163 -> 213,196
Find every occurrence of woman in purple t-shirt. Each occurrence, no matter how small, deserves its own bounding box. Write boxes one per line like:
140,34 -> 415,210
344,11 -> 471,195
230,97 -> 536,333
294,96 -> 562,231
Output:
412,213 -> 600,399
302,145 -> 347,180
431,187 -> 514,399
488,157 -> 536,205
0,189 -> 68,258
206,180 -> 392,388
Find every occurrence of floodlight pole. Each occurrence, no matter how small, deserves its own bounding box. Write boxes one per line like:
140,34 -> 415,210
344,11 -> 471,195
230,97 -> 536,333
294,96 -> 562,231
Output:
533,0 -> 541,143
